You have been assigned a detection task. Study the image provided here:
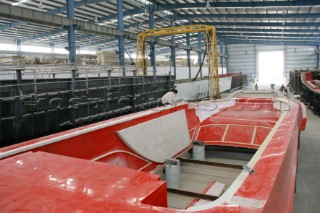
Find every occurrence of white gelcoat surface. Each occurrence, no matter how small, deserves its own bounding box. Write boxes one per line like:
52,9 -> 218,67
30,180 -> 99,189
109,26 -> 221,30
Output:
194,100 -> 236,122
117,110 -> 190,163
190,182 -> 226,207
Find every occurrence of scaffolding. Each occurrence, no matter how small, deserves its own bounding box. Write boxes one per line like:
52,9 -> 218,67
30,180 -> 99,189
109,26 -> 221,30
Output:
136,24 -> 220,99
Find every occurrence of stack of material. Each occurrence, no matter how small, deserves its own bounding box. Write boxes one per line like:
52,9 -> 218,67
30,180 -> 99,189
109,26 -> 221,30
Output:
0,56 -> 26,65
97,51 -> 119,65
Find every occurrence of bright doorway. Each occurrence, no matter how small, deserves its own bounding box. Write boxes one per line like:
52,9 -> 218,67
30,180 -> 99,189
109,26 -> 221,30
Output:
258,51 -> 284,84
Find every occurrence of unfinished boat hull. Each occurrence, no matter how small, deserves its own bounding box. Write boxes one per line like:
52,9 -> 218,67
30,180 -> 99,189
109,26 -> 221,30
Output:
0,91 -> 306,212
300,71 -> 320,115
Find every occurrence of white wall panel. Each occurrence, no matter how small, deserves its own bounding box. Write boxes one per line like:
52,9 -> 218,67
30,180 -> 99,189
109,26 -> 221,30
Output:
226,44 -> 318,81
285,46 -> 317,77
227,44 -> 256,80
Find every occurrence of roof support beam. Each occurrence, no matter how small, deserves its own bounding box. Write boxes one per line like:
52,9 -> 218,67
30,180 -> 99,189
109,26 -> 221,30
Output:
97,1 -> 319,22
216,28 -> 320,34
220,36 -> 320,42
156,1 -> 319,11
47,0 -> 112,15
0,3 -> 136,40
21,28 -> 66,43
130,19 -> 320,29
223,40 -> 319,47
0,0 -> 109,34
92,8 -> 144,24
80,38 -> 116,48
55,34 -> 95,46
218,33 -> 320,38
0,21 -> 25,31
176,13 -> 320,20
195,22 -> 320,27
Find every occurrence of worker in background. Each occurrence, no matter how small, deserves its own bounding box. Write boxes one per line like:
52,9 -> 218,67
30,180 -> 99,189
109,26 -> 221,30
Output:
162,89 -> 178,105
270,83 -> 275,90
255,82 -> 259,90
280,84 -> 288,96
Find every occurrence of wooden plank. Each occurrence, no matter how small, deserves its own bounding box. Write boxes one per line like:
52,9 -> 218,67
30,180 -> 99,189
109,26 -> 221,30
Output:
177,157 -> 243,170
167,188 -> 219,201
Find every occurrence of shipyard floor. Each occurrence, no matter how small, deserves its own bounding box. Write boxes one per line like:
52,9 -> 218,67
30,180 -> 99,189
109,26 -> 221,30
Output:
293,108 -> 320,213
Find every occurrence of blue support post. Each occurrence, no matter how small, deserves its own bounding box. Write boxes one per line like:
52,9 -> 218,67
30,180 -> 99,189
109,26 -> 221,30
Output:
225,44 -> 228,74
186,33 -> 191,78
149,11 -> 156,74
171,35 -> 177,80
197,33 -> 202,78
66,0 -> 77,64
220,43 -> 224,74
50,43 -> 55,63
16,39 -> 21,57
317,45 -> 320,69
117,0 -> 125,76
170,22 -> 177,80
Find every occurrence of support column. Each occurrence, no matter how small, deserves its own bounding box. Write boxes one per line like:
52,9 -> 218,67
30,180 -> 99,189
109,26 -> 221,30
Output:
225,44 -> 228,74
171,22 -> 176,80
15,69 -> 22,139
197,33 -> 202,78
50,43 -> 55,63
171,35 -> 176,80
16,39 -> 21,57
186,33 -> 191,79
71,69 -> 77,92
149,11 -> 156,73
317,45 -> 320,69
117,0 -> 125,76
220,43 -> 224,75
67,0 -> 77,64
254,44 -> 257,80
284,45 -> 287,80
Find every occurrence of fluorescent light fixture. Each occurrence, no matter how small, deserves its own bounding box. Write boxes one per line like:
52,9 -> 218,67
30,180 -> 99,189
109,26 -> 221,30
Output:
206,0 -> 210,8
12,0 -> 28,6
39,1 -> 44,9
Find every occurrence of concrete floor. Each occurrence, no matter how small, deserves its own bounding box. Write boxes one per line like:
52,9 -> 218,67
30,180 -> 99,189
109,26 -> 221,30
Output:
293,108 -> 320,212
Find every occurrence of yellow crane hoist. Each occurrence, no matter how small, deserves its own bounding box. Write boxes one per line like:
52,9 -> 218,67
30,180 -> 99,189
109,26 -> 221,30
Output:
136,24 -> 220,99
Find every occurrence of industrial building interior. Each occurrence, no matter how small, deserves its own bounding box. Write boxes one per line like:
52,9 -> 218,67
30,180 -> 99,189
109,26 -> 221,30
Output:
0,0 -> 319,212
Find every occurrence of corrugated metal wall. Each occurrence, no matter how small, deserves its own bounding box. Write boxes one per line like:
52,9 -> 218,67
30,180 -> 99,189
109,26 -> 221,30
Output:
285,46 -> 318,73
226,44 -> 318,81
227,44 -> 256,80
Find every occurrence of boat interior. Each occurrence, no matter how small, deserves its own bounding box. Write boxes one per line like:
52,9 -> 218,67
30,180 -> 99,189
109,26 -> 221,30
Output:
153,145 -> 256,209
0,96 -> 297,211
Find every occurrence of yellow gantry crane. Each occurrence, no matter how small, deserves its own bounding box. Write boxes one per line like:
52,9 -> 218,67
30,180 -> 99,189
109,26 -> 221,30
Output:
136,24 -> 220,99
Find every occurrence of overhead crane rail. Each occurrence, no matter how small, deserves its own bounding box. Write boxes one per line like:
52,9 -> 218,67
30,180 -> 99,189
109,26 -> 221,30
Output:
136,24 -> 220,99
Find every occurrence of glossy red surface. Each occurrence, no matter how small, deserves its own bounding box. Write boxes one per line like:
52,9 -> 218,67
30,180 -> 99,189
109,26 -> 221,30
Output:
302,72 -> 320,92
0,97 -> 307,212
0,151 -> 167,212
96,151 -> 150,170
0,105 -> 197,172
